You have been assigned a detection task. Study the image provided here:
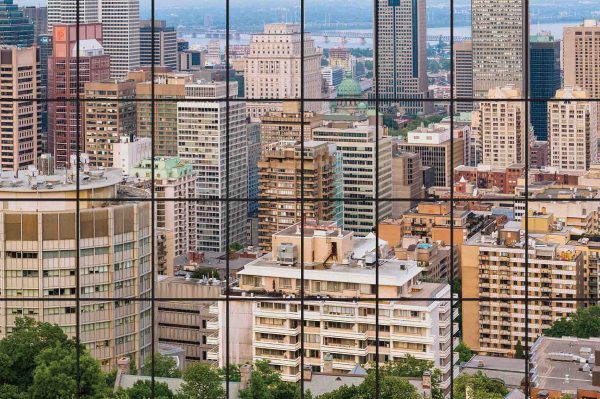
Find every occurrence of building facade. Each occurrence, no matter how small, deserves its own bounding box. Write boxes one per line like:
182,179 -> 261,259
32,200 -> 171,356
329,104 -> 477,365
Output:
139,19 -> 177,69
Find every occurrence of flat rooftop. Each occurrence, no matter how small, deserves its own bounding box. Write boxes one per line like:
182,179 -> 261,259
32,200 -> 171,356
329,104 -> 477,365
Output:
531,336 -> 600,394
0,167 -> 122,193
462,355 -> 526,388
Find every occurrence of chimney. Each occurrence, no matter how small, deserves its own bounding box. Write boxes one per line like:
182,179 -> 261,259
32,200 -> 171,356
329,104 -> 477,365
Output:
117,357 -> 130,375
422,370 -> 431,389
323,353 -> 333,374
240,363 -> 252,389
303,365 -> 313,381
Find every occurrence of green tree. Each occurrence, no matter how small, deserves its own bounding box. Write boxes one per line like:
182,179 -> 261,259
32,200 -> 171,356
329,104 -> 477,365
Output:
515,340 -> 525,359
178,362 -> 225,399
380,376 -> 420,399
142,353 -> 181,378
456,341 -> 474,363
315,384 -> 360,399
229,242 -> 244,253
118,380 -> 174,399
453,372 -> 509,399
220,364 -> 241,382
545,305 -> 600,338
190,267 -> 220,279
0,317 -> 73,390
29,345 -> 108,399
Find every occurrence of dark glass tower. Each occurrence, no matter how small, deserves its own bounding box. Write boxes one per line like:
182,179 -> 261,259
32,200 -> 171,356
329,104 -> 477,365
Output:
530,33 -> 561,141
0,0 -> 34,48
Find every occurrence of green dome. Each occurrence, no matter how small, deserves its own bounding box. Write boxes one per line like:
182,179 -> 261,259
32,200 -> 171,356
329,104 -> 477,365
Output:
337,72 -> 362,98
358,102 -> 367,110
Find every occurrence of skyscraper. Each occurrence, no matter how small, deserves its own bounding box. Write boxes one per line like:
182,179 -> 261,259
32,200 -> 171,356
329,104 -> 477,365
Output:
376,0 -> 432,114
21,5 -> 47,39
47,23 -> 110,166
548,87 -> 597,171
530,33 -> 561,141
0,46 -> 40,172
84,80 -> 137,167
453,40 -> 473,112
47,0 -> 98,32
0,0 -> 34,47
245,23 -> 322,119
564,20 -> 600,122
477,86 -> 527,167
99,0 -> 140,79
177,81 -> 247,252
472,0 -> 525,97
139,19 -> 177,70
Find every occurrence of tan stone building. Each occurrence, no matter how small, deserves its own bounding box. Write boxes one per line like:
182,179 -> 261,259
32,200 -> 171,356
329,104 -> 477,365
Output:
259,102 -> 323,147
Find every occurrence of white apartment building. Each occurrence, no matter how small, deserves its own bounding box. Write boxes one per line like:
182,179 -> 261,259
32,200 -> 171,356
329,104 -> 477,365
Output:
312,118 -> 392,235
0,166 -> 152,371
177,81 -> 247,252
244,23 -> 323,119
47,0 -> 98,31
477,85 -> 528,168
219,221 -> 458,394
548,86 -> 598,171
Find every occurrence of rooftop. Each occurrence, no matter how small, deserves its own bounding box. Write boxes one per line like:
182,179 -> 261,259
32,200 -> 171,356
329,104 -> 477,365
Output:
462,355 -> 526,388
531,336 -> 600,395
0,167 -> 123,193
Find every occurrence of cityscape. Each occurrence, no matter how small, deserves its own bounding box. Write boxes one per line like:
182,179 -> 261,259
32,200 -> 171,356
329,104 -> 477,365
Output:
0,0 -> 600,398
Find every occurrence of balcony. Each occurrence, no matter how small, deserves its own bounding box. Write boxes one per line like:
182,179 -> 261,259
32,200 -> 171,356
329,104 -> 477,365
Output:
321,344 -> 367,357
207,332 -> 218,346
206,318 -> 219,330
208,304 -> 219,315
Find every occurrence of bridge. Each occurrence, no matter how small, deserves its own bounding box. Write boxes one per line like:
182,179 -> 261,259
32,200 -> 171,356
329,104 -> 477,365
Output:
185,29 -> 470,43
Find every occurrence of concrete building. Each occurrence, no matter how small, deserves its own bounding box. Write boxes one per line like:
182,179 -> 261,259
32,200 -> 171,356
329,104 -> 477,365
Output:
99,0 -> 140,79
395,123 -> 465,188
390,151 -> 423,216
462,214 -> 585,358
177,81 -> 247,252
0,0 -> 34,47
21,5 -> 47,39
472,0 -> 525,96
130,157 -> 197,259
139,20 -> 177,69
454,164 -> 524,194
112,136 -> 151,177
47,0 -> 98,31
312,118 -> 392,235
477,86 -> 527,168
564,20 -> 600,108
0,166 -> 152,371
84,80 -> 137,168
230,221 -> 457,393
328,47 -> 353,73
530,33 -> 561,141
257,141 -> 337,251
548,86 -> 597,171
244,23 -> 322,118
322,66 -> 345,89
259,102 -> 323,147
206,39 -> 220,66
47,23 -> 110,167
156,275 -> 222,363
375,0 -> 432,114
529,140 -> 549,169
247,122 -> 261,216
453,40 -> 473,112
0,46 -> 40,172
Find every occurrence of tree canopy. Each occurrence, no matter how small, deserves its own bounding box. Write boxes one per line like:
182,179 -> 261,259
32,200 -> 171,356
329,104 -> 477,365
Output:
452,372 -> 509,399
544,305 -> 600,338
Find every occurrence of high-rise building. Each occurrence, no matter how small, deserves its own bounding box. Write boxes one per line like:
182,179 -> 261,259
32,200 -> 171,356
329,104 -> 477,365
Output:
462,212 -> 584,357
136,73 -> 189,157
472,0 -> 525,96
99,0 -> 140,79
139,19 -> 176,69
477,86 -> 527,167
231,221 -> 457,393
395,123 -> 465,187
376,0 -> 432,114
530,33 -> 561,141
548,86 -> 597,171
257,140 -> 337,251
47,0 -> 98,32
21,5 -> 47,39
177,81 -> 247,252
328,46 -> 353,72
47,23 -> 110,167
259,102 -> 323,147
245,23 -> 322,119
84,80 -> 136,167
247,122 -> 260,216
564,20 -> 600,100
130,157 -> 198,258
312,117 -> 392,235
0,0 -> 34,47
0,46 -> 40,172
0,166 -> 153,371
390,151 -> 423,216
453,40 -> 473,112
206,39 -> 220,66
